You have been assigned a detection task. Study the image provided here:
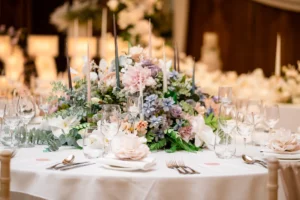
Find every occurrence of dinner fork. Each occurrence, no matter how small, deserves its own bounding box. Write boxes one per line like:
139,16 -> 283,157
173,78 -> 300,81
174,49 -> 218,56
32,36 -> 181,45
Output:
166,160 -> 188,174
177,160 -> 200,174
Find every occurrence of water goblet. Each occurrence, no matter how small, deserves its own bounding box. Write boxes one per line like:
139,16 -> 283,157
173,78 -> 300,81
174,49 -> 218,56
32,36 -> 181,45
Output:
83,126 -> 105,159
3,102 -> 20,148
236,111 -> 254,154
218,86 -> 233,104
36,95 -> 50,115
247,99 -> 263,126
17,95 -> 36,147
215,103 -> 236,159
264,103 -> 280,134
100,104 -> 121,156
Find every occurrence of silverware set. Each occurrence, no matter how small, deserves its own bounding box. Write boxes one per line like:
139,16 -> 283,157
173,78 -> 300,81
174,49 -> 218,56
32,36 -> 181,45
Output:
47,161 -> 95,171
242,154 -> 267,168
166,160 -> 200,174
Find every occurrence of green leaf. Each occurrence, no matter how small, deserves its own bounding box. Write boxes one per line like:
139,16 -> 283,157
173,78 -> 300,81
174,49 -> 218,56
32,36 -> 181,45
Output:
149,138 -> 167,151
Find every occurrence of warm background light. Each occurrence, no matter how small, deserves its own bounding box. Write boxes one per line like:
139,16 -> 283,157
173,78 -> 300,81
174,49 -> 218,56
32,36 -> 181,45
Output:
28,35 -> 58,57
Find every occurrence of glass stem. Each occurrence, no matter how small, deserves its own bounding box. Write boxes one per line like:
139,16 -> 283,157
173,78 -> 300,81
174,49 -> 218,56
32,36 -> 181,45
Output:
24,123 -> 28,144
243,137 -> 247,154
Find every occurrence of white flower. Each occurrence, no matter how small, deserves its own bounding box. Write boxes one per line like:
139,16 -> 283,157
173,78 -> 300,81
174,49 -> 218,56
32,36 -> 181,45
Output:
159,59 -> 172,72
47,116 -> 80,138
91,97 -> 100,104
90,72 -> 98,81
107,0 -> 119,11
129,45 -> 144,56
99,59 -> 108,73
77,129 -> 105,149
112,134 -> 150,160
191,115 -> 218,149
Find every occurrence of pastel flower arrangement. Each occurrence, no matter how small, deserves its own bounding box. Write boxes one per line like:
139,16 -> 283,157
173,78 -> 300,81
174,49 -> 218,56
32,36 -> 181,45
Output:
41,45 -> 219,152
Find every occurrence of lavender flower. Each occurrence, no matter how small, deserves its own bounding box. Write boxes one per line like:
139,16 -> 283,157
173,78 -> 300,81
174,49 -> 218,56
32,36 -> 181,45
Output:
170,105 -> 182,118
149,116 -> 163,129
141,59 -> 161,77
162,97 -> 175,112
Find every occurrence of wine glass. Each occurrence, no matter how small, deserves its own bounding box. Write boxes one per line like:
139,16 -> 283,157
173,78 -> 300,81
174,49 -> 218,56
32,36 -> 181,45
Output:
247,99 -> 263,126
100,104 -> 121,156
3,102 -> 20,148
17,95 -> 36,147
218,86 -> 232,104
236,110 -> 254,154
216,103 -> 236,158
264,103 -> 280,133
36,95 -> 50,115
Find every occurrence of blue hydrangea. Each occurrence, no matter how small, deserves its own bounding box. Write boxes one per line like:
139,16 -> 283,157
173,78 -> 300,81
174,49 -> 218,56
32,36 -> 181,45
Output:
149,116 -> 163,129
169,70 -> 179,79
173,119 -> 185,131
154,129 -> 165,141
143,101 -> 156,118
145,94 -> 158,103
162,97 -> 175,112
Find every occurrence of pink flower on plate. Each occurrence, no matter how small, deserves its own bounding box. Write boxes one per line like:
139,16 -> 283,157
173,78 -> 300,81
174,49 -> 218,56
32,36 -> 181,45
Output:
122,65 -> 156,94
113,134 -> 150,160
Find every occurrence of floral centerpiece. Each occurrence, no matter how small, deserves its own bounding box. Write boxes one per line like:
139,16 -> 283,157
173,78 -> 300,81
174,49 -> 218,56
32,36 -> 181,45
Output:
33,45 -> 219,152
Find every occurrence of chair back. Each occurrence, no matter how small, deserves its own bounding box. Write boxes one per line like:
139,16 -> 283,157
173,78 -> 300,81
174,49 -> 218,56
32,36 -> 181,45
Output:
0,150 -> 11,200
268,157 -> 300,200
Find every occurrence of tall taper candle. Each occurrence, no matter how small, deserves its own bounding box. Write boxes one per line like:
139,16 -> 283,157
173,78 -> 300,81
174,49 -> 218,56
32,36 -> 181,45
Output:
173,43 -> 177,71
191,57 -> 196,93
87,19 -> 93,38
163,43 -> 167,93
86,43 -> 91,103
100,8 -> 107,58
148,19 -> 152,59
275,33 -> 281,76
176,44 -> 180,72
139,72 -> 144,120
66,41 -> 72,91
74,19 -> 79,54
113,14 -> 120,89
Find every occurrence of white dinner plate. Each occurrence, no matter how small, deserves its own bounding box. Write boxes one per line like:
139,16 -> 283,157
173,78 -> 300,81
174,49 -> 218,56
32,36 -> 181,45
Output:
101,164 -> 140,171
261,149 -> 300,155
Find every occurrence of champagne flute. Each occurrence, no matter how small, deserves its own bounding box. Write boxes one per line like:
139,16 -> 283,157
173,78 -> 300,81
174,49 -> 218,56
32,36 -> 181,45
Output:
3,102 -> 20,148
100,104 -> 121,156
17,95 -> 36,147
264,103 -> 280,134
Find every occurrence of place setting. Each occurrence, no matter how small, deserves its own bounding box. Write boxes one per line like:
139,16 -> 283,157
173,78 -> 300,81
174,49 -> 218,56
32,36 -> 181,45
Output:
1,0 -> 300,199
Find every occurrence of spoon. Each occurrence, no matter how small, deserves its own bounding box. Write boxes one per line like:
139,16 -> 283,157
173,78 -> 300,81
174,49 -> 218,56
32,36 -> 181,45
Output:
242,155 -> 267,168
46,154 -> 75,169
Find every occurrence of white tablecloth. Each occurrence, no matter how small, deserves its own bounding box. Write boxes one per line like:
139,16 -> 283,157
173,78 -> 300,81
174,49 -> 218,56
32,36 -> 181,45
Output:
10,146 -> 273,200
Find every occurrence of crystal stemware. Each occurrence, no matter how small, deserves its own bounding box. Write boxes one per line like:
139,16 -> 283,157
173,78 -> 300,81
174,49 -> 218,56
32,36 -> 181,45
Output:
218,86 -> 233,104
17,95 -> 36,147
83,126 -> 104,159
247,99 -> 263,126
264,103 -> 280,133
216,103 -> 236,159
3,102 -> 20,148
37,95 -> 50,115
100,104 -> 121,156
236,110 -> 254,154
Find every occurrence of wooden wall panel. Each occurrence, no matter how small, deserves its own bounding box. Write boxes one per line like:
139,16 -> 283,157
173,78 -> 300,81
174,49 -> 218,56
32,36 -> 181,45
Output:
187,0 -> 300,76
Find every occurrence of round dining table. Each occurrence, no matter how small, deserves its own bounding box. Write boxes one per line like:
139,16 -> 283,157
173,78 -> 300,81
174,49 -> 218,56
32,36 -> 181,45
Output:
9,145 -> 284,200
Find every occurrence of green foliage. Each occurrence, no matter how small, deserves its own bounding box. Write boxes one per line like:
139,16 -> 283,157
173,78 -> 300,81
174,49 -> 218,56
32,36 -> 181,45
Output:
165,129 -> 200,153
179,101 -> 194,115
204,113 -> 218,131
149,138 -> 167,151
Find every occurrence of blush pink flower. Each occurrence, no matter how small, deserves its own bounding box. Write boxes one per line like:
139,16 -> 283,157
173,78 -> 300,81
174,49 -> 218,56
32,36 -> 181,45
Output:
178,126 -> 194,143
122,65 -> 156,94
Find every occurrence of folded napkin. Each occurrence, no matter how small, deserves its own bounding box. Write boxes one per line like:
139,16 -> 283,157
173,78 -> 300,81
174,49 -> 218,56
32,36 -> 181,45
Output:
261,149 -> 300,160
98,155 -> 156,170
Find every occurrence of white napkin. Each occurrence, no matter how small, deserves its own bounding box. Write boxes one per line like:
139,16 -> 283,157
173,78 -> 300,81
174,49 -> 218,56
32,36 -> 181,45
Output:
98,155 -> 156,170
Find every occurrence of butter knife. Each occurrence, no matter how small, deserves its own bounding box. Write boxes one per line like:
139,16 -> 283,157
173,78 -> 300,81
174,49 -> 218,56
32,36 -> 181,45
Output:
59,163 -> 95,171
53,161 -> 91,170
